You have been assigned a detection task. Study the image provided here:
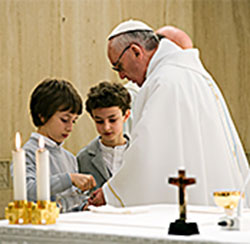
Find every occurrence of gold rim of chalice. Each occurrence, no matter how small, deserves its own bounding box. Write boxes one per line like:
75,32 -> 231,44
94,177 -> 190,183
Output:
213,191 -> 242,210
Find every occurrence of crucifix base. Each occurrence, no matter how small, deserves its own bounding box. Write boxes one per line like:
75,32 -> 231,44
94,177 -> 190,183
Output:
168,219 -> 199,235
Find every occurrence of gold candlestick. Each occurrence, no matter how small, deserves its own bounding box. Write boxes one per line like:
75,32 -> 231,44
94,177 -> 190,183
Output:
31,200 -> 59,225
5,200 -> 34,224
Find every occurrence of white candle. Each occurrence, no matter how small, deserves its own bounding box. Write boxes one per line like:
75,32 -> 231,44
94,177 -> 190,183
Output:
12,132 -> 27,201
36,136 -> 50,201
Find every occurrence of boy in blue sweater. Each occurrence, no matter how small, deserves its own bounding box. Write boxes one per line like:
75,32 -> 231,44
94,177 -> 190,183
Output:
15,78 -> 96,212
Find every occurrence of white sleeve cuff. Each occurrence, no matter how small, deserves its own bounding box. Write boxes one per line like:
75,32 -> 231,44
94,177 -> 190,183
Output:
103,181 -> 125,207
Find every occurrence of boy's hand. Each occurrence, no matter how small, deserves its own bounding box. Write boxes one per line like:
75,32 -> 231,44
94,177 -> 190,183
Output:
70,173 -> 96,191
88,188 -> 106,206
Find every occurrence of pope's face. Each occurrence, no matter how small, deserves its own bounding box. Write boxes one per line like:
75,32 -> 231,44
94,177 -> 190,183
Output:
92,106 -> 130,147
108,42 -> 146,87
38,110 -> 78,144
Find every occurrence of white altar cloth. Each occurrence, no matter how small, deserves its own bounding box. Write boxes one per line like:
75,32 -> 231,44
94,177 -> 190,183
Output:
1,204 -> 250,244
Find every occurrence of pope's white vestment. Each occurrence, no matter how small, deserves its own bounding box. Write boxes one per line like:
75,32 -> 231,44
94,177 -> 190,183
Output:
123,81 -> 140,135
103,39 -> 250,207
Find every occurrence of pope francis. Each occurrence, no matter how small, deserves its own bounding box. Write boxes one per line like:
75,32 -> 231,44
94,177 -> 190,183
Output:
88,20 -> 250,208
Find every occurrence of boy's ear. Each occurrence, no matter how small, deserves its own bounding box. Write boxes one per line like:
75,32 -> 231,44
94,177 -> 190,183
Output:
39,114 -> 45,123
123,109 -> 131,122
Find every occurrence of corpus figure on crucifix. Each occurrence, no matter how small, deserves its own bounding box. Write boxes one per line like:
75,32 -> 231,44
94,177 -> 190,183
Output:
168,169 -> 199,235
169,169 -> 196,221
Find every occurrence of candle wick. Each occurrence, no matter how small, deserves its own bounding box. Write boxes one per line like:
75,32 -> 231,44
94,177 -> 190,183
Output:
39,148 -> 45,152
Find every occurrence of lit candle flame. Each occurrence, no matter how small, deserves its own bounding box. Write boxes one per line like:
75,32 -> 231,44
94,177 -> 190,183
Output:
38,136 -> 45,149
15,132 -> 21,150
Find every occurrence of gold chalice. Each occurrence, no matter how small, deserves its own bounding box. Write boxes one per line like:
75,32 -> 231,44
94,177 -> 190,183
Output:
213,191 -> 242,216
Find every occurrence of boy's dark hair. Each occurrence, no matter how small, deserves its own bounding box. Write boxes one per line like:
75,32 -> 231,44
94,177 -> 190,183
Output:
85,81 -> 131,116
30,78 -> 82,126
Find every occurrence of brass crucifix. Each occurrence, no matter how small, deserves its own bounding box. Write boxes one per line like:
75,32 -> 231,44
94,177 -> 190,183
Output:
169,169 -> 196,221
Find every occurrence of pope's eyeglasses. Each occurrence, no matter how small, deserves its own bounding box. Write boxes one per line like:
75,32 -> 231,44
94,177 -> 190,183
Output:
112,44 -> 131,72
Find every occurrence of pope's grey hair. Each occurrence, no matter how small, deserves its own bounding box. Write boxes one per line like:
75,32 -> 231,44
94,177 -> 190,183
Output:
110,30 -> 159,52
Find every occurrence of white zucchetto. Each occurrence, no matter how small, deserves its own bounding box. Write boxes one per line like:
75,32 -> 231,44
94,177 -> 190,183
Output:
108,19 -> 154,40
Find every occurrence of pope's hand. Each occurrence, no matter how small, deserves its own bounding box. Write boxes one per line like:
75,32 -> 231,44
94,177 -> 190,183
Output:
88,188 -> 106,206
70,173 -> 96,191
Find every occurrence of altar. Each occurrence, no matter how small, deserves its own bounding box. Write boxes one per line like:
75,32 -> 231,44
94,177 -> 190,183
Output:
1,204 -> 250,244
